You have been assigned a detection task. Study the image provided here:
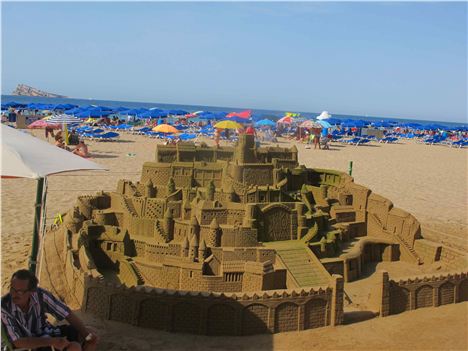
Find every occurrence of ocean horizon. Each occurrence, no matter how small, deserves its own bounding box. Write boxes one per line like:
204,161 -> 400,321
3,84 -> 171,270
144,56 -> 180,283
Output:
1,94 -> 465,127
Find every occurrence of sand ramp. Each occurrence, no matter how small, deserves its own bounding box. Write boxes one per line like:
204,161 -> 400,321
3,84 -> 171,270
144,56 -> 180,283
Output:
275,247 -> 330,287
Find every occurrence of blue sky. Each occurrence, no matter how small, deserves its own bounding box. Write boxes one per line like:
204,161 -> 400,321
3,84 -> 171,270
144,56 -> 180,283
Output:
1,2 -> 466,122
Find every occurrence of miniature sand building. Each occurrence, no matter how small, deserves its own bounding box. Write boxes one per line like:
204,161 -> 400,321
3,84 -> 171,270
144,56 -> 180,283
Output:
41,134 -> 467,335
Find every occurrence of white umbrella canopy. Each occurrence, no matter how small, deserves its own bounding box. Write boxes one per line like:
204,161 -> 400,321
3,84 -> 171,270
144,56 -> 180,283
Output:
1,124 -> 106,179
1,124 -> 107,273
47,113 -> 82,125
317,111 -> 331,120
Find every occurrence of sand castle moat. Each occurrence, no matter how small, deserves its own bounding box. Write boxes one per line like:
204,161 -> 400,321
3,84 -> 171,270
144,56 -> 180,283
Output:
40,134 -> 468,335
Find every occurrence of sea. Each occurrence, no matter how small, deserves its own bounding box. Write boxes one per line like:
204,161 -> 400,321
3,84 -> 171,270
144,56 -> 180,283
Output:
1,94 -> 466,128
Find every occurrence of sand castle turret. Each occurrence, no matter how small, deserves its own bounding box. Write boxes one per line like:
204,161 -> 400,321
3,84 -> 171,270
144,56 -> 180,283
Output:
189,232 -> 199,260
167,177 -> 176,194
207,180 -> 215,201
182,236 -> 189,257
190,215 -> 200,239
163,208 -> 174,241
207,218 -> 221,247
198,239 -> 207,261
234,134 -> 256,164
145,179 -> 156,198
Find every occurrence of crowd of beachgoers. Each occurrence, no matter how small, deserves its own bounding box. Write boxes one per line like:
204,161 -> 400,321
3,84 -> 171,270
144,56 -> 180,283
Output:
2,101 -> 468,152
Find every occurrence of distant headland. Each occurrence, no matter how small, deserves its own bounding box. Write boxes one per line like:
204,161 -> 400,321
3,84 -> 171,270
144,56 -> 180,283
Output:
12,84 -> 67,98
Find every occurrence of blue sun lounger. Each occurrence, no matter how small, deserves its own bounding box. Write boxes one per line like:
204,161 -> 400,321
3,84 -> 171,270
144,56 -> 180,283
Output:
92,132 -> 120,141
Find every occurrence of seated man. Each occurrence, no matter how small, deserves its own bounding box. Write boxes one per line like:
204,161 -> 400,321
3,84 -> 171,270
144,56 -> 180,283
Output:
55,135 -> 69,151
68,130 -> 80,146
1,269 -> 98,351
72,140 -> 89,158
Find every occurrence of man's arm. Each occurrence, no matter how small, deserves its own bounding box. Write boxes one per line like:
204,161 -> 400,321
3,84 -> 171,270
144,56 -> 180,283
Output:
65,311 -> 89,337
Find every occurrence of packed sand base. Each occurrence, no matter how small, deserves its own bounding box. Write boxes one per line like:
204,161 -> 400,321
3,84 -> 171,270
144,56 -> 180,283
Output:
1,129 -> 467,350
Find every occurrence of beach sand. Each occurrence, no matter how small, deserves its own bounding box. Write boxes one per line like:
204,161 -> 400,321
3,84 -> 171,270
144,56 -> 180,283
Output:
1,129 -> 467,350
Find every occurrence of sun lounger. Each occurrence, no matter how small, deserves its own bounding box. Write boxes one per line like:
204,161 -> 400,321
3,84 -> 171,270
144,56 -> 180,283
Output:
133,127 -> 152,135
92,132 -> 120,141
178,133 -> 197,140
379,137 -> 398,143
449,139 -> 468,148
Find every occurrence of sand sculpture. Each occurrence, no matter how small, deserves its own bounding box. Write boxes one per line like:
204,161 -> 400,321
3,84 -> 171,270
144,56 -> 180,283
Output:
40,134 -> 467,335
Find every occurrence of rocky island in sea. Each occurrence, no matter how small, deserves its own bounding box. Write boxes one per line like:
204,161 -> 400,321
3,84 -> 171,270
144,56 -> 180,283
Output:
12,84 -> 67,98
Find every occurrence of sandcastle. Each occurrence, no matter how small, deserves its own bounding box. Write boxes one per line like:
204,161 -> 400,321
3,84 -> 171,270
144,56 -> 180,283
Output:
40,134 -> 468,335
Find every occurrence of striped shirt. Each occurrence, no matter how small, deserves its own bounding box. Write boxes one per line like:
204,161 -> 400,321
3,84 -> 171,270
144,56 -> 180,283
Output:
1,288 -> 71,342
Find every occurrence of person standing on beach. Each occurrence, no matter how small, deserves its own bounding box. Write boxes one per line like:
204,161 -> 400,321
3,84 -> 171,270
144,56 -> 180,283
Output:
214,128 -> 221,147
1,269 -> 98,351
7,108 -> 17,124
313,128 -> 321,149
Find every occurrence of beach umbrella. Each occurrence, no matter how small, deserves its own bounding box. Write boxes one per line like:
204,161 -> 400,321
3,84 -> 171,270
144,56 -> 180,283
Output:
199,111 -> 227,120
214,120 -> 242,129
316,111 -> 331,120
47,114 -> 82,125
152,124 -> 180,133
27,120 -> 59,129
1,101 -> 26,109
140,109 -> 166,118
225,116 -> 250,123
64,107 -> 82,115
255,119 -> 276,127
372,121 -> 392,128
423,123 -> 448,131
342,120 -> 368,128
317,120 -> 332,128
300,120 -> 323,129
1,124 -> 106,273
226,110 -> 252,119
198,113 -> 217,120
75,109 -> 113,118
121,108 -> 149,117
166,109 -> 188,116
47,114 -> 82,145
277,116 -> 294,124
399,122 -> 422,129
113,106 -> 131,112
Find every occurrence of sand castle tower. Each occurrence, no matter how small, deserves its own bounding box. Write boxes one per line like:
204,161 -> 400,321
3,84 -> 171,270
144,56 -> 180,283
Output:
190,214 -> 200,234
234,134 -> 256,164
242,203 -> 257,228
145,179 -> 156,198
189,232 -> 199,261
207,180 -> 215,201
167,177 -> 176,194
198,239 -> 207,261
295,202 -> 307,238
163,208 -> 174,241
207,218 -> 221,247
181,236 -> 189,257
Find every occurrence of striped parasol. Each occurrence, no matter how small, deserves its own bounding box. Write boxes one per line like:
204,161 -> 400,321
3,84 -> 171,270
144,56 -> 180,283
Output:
47,114 -> 82,125
300,120 -> 323,129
